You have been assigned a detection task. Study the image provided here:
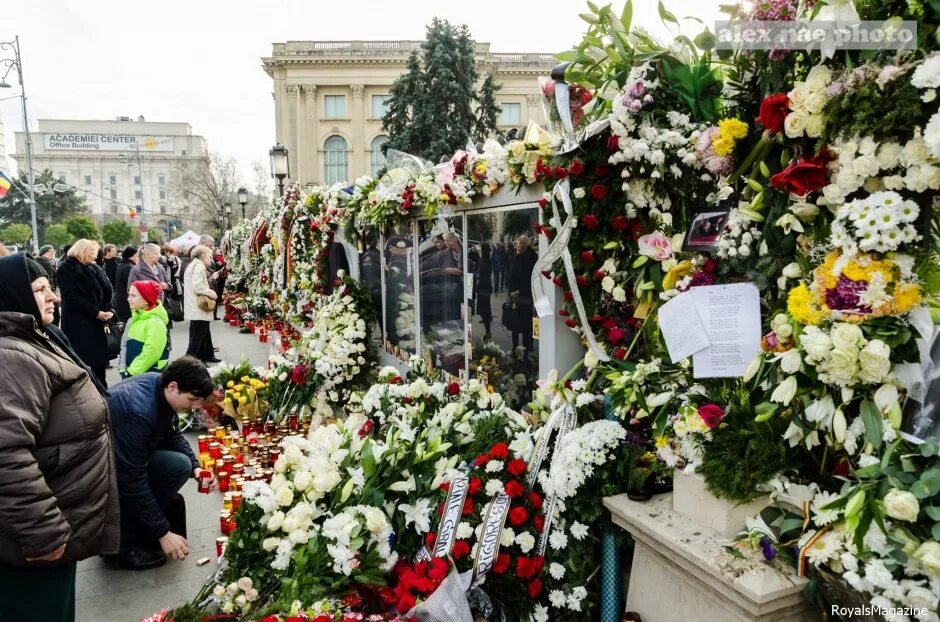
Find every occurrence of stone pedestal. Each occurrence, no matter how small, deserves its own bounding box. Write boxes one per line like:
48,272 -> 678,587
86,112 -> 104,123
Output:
604,493 -> 820,622
672,471 -> 770,540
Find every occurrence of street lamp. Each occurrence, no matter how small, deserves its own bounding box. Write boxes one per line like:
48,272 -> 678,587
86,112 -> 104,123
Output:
1,36 -> 39,253
224,202 -> 232,231
269,143 -> 289,197
237,186 -> 248,220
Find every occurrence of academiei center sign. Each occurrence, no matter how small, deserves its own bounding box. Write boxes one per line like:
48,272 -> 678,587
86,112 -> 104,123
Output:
43,134 -> 175,152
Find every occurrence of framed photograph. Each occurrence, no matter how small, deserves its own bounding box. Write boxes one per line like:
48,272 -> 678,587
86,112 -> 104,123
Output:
683,207 -> 731,252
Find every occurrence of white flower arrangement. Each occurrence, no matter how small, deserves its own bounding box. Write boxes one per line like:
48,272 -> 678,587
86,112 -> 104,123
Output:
541,420 -> 627,500
830,191 -> 921,255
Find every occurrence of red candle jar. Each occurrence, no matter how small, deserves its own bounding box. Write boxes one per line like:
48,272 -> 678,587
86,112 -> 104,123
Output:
222,456 -> 235,476
197,435 -> 210,453
289,414 -> 298,430
231,491 -> 243,511
208,442 -> 222,460
220,511 -> 231,535
259,332 -> 268,344
268,449 -> 281,467
214,459 -> 225,474
218,472 -> 230,492
197,471 -> 212,494
216,536 -> 228,557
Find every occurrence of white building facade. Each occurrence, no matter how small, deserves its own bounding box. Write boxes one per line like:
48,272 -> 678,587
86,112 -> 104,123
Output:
11,117 -> 208,232
0,113 -> 8,177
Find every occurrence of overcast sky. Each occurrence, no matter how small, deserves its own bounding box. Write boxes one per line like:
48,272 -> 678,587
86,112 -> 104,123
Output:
1,0 -> 724,184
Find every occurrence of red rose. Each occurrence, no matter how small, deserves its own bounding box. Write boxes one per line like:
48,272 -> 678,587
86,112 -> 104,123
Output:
508,506 -> 529,526
770,151 -> 831,196
290,364 -> 308,385
558,309 -> 569,317
473,454 -> 490,467
358,419 -> 374,438
468,477 -> 482,495
581,250 -> 595,263
490,442 -> 509,459
537,198 -> 548,209
568,159 -> 585,176
590,184 -> 609,200
833,459 -> 850,477
703,257 -> 718,273
493,552 -> 511,574
590,314 -> 603,323
756,93 -> 790,134
614,347 -> 628,360
534,514 -> 545,532
528,579 -> 544,598
565,315 -> 578,327
582,214 -> 600,230
504,480 -> 524,498
552,166 -> 568,180
516,556 -> 534,579
507,459 -> 528,476
447,382 -> 461,396
528,491 -> 543,509
601,318 -> 617,330
607,135 -> 620,151
452,539 -> 471,560
608,327 -> 625,344
611,215 -> 629,231
552,276 -> 563,286
563,291 -> 574,302
439,482 -> 451,492
697,403 -> 725,430
595,164 -> 610,178
576,275 -> 588,287
594,269 -> 606,280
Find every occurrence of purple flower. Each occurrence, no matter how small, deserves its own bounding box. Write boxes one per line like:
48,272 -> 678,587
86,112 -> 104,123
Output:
825,275 -> 871,312
760,537 -> 776,561
689,270 -> 718,288
763,331 -> 779,349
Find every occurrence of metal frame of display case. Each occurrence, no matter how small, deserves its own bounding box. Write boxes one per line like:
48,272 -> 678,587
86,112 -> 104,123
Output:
335,184 -> 584,387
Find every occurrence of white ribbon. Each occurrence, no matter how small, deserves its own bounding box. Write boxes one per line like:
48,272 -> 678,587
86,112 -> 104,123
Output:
530,178 -> 610,363
471,492 -> 512,584
554,81 -> 575,141
533,397 -> 578,556
434,475 -> 470,559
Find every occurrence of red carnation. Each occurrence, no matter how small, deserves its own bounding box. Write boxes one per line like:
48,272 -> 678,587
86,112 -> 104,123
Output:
528,491 -> 543,509
582,214 -> 600,230
508,506 -> 529,526
439,482 -> 451,492
468,477 -> 482,495
565,317 -> 578,329
290,364 -> 308,385
425,532 -> 437,549
552,276 -> 563,286
462,497 -> 474,516
590,184 -> 609,200
568,159 -> 585,176
576,275 -> 588,287
581,250 -> 595,264
552,166 -> 568,180
703,257 -> 718,273
607,135 -> 620,151
559,309 -> 569,317
528,579 -> 544,598
534,514 -> 545,533
507,459 -> 528,476
601,318 -> 617,330
614,347 -> 628,360
504,480 -> 524,498
490,442 -> 509,459
537,198 -> 548,209
428,557 -> 449,582
447,382 -> 461,396
770,151 -> 831,197
312,616 -> 332,622
473,454 -> 490,467
697,403 -> 725,430
594,269 -> 606,280
452,539 -> 471,560
388,375 -> 402,385
611,215 -> 629,231
493,553 -> 511,574
608,327 -> 625,344
590,314 -> 603,323
756,93 -> 790,135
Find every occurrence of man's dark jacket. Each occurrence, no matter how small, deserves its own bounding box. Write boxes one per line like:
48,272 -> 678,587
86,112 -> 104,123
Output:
107,373 -> 198,540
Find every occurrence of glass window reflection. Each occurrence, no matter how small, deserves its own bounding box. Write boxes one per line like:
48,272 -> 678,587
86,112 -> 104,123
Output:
357,226 -> 383,348
418,218 -> 465,378
384,221 -> 416,357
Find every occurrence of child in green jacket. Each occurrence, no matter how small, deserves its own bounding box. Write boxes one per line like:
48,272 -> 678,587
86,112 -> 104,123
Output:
121,280 -> 170,377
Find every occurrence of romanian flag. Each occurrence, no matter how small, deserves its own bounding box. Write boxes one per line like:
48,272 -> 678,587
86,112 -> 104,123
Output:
0,171 -> 11,199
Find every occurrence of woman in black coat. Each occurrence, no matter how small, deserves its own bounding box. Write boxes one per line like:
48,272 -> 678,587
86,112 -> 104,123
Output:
113,247 -> 137,322
508,235 -> 538,355
56,240 -> 115,386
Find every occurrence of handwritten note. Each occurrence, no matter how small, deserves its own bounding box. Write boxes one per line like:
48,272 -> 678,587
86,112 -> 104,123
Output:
658,291 -> 710,363
691,283 -> 762,378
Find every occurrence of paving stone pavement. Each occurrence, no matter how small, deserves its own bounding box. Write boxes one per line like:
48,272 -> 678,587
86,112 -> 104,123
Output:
77,319 -> 273,622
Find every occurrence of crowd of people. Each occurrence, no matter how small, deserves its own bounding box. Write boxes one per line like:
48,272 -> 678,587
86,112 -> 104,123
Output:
0,236 -> 230,622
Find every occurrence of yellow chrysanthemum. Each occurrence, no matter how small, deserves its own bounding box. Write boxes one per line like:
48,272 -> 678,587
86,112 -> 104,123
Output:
711,136 -> 734,157
226,380 -> 234,388
718,117 -> 748,140
890,283 -> 922,315
655,435 -> 670,449
788,283 -> 826,326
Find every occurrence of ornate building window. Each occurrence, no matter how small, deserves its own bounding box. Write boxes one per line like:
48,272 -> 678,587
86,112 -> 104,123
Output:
370,135 -> 389,176
324,135 -> 349,185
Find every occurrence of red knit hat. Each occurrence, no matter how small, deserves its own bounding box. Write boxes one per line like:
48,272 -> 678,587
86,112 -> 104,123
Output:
131,280 -> 162,309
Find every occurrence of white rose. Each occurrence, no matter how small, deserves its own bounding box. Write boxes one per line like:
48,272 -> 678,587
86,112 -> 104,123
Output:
573,187 -> 586,199
914,541 -> 940,575
858,339 -> 891,384
787,84 -> 809,109
612,286 -> 627,303
782,263 -> 803,279
292,470 -> 312,492
829,323 -> 864,350
828,347 -> 860,386
800,327 -> 833,364
267,511 -> 285,531
805,114 -> 824,138
784,110 -> 809,138
276,487 -> 294,507
262,537 -> 281,551
236,577 -> 253,592
884,489 -> 919,522
601,276 -> 615,293
805,92 -> 827,114
805,65 -> 833,91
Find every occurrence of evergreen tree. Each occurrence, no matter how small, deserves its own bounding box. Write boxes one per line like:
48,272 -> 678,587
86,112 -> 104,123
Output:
474,73 -> 502,142
64,215 -> 98,241
0,170 -> 88,240
101,220 -> 135,246
383,52 -> 426,158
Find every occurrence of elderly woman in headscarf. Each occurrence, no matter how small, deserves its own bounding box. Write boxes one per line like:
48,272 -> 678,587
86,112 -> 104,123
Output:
0,253 -> 119,622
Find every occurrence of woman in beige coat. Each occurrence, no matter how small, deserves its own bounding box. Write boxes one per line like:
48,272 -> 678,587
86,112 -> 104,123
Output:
183,245 -> 218,363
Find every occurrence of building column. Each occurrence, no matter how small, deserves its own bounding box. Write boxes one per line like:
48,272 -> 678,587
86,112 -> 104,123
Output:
303,85 -> 318,185
525,94 -> 541,130
350,84 -> 365,182
285,84 -> 302,185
